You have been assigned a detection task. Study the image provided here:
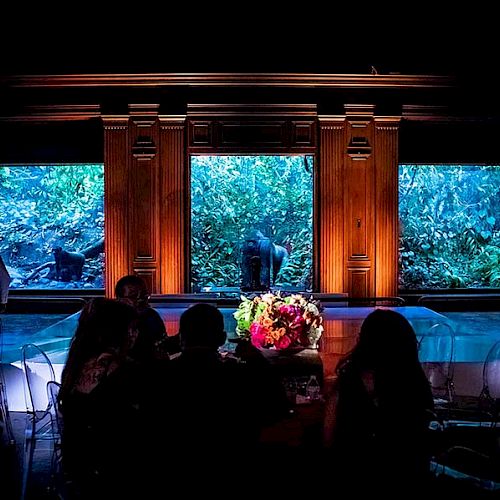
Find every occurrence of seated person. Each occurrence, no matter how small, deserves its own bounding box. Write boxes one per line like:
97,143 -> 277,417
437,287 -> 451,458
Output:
144,303 -> 288,492
323,309 -> 434,494
115,274 -> 180,361
59,298 -> 144,498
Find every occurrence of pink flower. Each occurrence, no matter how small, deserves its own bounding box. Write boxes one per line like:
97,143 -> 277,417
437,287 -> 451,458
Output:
274,334 -> 293,350
250,322 -> 268,348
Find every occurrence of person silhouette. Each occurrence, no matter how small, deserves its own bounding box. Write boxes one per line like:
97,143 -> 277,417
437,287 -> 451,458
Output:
143,303 -> 288,494
59,298 -> 143,498
323,308 -> 434,494
115,274 -> 180,361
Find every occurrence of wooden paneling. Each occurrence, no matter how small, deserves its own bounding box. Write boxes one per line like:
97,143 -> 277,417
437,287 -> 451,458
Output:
5,74 -> 454,90
344,105 -> 375,297
187,104 -> 317,153
348,266 -> 371,298
159,117 -> 186,294
292,121 -> 315,147
103,117 -> 129,297
129,105 -> 160,292
133,268 -> 157,296
374,118 -> 400,297
3,72 -> 489,301
219,121 -> 285,146
190,122 -> 211,145
318,117 -> 345,293
130,156 -> 157,259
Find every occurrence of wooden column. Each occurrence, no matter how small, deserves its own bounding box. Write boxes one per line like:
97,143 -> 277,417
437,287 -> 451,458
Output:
374,117 -> 401,297
159,116 -> 186,293
128,104 -> 161,294
318,117 -> 345,293
344,105 -> 375,298
103,117 -> 129,297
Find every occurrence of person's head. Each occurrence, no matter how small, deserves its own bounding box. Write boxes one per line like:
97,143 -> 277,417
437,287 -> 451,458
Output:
60,298 -> 138,400
115,274 -> 150,310
339,309 -> 420,374
73,297 -> 139,359
179,303 -> 226,351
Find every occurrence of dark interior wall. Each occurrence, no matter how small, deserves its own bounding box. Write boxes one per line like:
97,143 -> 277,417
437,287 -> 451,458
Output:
2,119 -> 497,166
2,118 -> 498,167
400,121 -> 500,165
0,120 -> 103,164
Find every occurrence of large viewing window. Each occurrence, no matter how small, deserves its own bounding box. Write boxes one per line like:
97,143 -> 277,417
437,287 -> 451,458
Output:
399,164 -> 500,289
0,164 -> 105,290
190,155 -> 314,292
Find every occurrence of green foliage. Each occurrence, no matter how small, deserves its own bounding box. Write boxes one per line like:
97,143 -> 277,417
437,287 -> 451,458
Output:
233,295 -> 267,336
191,156 -> 313,291
0,165 -> 105,288
399,164 -> 500,289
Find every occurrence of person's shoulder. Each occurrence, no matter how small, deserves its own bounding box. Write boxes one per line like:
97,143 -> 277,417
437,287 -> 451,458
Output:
140,306 -> 162,320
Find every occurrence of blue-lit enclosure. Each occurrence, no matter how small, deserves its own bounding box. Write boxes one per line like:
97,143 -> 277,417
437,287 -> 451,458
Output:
190,156 -> 314,292
0,165 -> 105,289
399,164 -> 500,289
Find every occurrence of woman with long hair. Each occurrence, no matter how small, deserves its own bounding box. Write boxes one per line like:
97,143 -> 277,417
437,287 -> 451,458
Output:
59,298 -> 142,497
323,309 -> 434,493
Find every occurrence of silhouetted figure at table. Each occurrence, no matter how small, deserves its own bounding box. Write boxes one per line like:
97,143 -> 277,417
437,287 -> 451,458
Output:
146,303 -> 287,493
323,309 -> 434,494
59,298 -> 143,498
0,256 -> 10,313
115,274 -> 180,361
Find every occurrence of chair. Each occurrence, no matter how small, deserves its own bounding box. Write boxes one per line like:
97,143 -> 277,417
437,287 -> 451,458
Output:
419,322 -> 456,420
21,343 -> 58,500
474,340 -> 500,425
46,380 -> 65,496
429,341 -> 500,491
0,317 -> 15,445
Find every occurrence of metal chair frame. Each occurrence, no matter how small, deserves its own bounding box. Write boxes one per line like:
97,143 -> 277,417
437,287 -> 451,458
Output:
21,343 -> 58,500
0,317 -> 15,445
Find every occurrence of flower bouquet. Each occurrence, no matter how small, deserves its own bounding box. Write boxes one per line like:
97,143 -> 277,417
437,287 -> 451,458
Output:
233,292 -> 323,350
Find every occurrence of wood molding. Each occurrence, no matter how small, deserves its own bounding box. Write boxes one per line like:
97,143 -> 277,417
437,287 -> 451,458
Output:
2,73 -> 454,89
159,115 -> 187,129
319,119 -> 345,293
159,117 -> 186,293
187,103 -> 318,117
103,118 -> 130,296
128,109 -> 160,291
344,104 -> 375,297
345,104 -> 376,117
374,117 -> 400,296
401,105 -> 491,123
129,104 -> 160,116
0,104 -> 101,122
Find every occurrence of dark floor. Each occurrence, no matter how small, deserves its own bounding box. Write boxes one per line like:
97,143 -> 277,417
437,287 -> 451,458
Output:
1,411 -> 55,500
3,409 -> 500,499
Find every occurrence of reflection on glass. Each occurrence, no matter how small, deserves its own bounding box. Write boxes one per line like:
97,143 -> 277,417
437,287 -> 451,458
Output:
191,155 -> 313,292
399,164 -> 500,289
0,164 -> 105,289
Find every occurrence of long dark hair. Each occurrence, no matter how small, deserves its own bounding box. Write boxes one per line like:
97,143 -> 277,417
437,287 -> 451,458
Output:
336,309 -> 433,408
59,298 -> 138,404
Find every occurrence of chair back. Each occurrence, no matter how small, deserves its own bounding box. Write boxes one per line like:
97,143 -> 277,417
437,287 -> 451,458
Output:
419,322 -> 455,402
21,343 -> 56,415
20,344 -> 58,500
46,380 -> 62,435
480,340 -> 500,419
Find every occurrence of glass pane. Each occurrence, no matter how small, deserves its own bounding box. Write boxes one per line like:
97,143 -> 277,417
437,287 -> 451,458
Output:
0,164 -> 105,289
399,164 -> 500,289
191,155 -> 313,292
